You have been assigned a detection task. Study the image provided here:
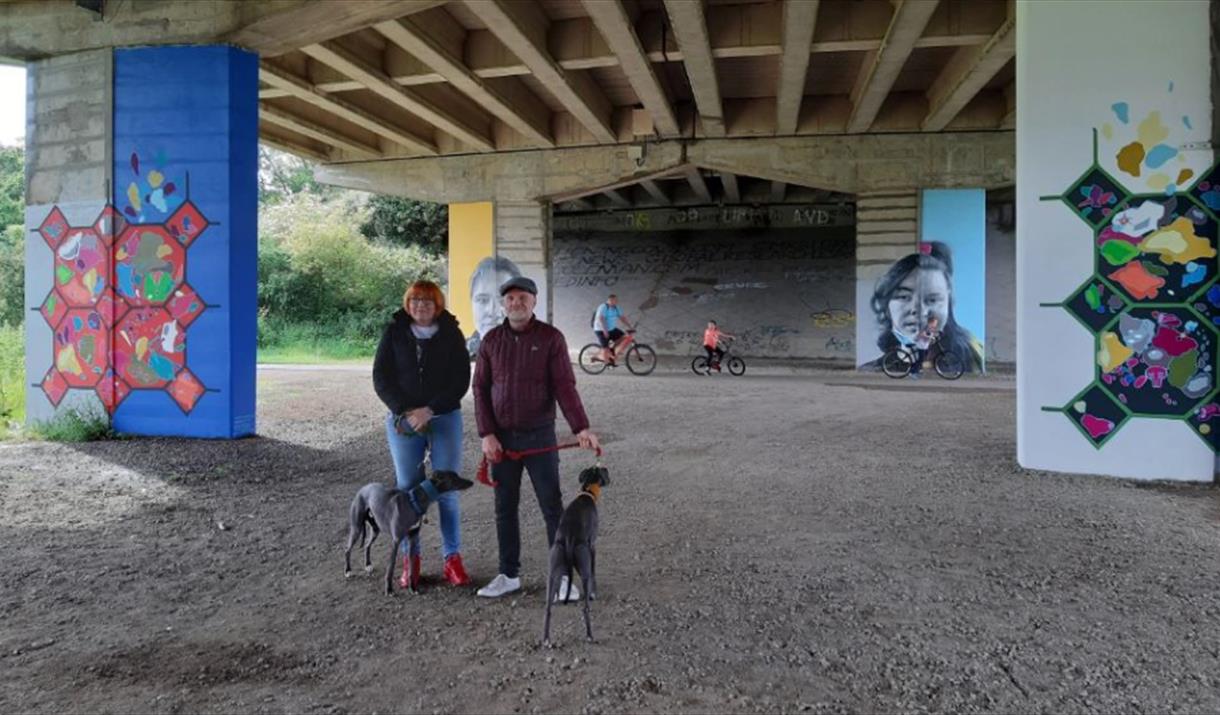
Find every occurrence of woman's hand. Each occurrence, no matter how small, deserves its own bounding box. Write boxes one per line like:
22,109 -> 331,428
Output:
407,406 -> 433,431
481,434 -> 503,462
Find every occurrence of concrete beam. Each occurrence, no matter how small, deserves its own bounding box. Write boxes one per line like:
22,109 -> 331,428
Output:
259,103 -> 384,158
770,181 -> 786,203
604,188 -> 633,208
259,62 -> 438,155
639,179 -> 671,205
776,0 -> 819,135
581,0 -> 680,138
683,165 -> 713,203
314,132 -> 1014,203
847,0 -> 941,133
721,172 -> 740,203
300,41 -> 496,151
260,130 -> 332,162
227,0 -> 446,56
374,15 -> 555,148
663,0 -> 725,137
921,14 -> 1015,131
463,0 -> 616,143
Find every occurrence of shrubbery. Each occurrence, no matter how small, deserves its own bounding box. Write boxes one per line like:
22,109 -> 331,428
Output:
257,194 -> 446,355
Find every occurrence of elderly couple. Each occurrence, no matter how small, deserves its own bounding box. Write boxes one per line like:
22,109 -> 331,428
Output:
372,275 -> 600,599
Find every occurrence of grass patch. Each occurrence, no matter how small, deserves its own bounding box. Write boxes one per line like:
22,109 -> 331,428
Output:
258,318 -> 377,364
29,405 -> 114,442
0,322 -> 24,438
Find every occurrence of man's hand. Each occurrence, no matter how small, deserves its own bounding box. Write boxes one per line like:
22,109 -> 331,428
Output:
482,434 -> 503,462
407,406 -> 433,431
576,429 -> 601,453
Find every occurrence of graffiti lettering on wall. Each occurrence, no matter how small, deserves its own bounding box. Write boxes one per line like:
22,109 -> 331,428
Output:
555,239 -> 853,281
1041,104 -> 1220,451
34,177 -> 211,414
552,204 -> 855,233
825,336 -> 855,353
810,308 -> 855,328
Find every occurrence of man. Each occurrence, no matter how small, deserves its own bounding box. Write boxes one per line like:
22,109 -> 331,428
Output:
593,293 -> 634,365
466,256 -> 522,358
473,276 -> 601,600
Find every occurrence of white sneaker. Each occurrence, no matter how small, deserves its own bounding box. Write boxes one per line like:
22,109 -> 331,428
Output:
476,574 -> 521,598
554,575 -> 581,603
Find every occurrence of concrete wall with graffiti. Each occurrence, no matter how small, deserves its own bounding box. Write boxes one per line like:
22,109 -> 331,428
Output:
25,46 -> 257,437
1017,0 -> 1217,480
552,227 -> 856,361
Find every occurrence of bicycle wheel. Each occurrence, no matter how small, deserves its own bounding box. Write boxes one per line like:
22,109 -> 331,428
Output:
934,351 -> 964,380
727,356 -> 746,376
626,343 -> 657,375
881,349 -> 913,379
578,343 -> 608,375
691,355 -> 711,375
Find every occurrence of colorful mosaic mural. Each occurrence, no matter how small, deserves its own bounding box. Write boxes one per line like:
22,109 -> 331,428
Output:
34,184 -> 211,415
1041,133 -> 1220,451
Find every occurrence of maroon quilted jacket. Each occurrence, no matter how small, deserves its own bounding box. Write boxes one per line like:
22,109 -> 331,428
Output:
473,317 -> 590,437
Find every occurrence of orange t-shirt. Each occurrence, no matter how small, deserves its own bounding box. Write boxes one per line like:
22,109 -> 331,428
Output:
703,327 -> 721,349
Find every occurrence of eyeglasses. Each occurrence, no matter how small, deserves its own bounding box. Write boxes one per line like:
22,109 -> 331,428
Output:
408,298 -> 435,306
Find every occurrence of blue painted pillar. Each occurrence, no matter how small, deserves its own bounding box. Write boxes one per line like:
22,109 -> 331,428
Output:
110,46 -> 258,437
25,46 -> 257,438
919,188 -> 988,373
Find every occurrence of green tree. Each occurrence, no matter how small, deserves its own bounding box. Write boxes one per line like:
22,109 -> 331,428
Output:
360,194 -> 448,253
0,225 -> 22,327
258,145 -> 336,205
0,145 -> 22,230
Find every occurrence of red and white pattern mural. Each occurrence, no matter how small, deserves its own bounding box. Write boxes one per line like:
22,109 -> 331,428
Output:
34,193 -> 211,415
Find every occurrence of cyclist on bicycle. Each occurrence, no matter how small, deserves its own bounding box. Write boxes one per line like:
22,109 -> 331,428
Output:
703,320 -> 735,372
593,294 -> 634,365
908,316 -> 940,378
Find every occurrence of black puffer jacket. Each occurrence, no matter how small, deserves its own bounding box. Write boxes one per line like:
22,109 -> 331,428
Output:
373,309 -> 471,416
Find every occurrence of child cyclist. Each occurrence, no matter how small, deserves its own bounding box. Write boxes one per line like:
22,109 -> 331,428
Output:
703,320 -> 735,372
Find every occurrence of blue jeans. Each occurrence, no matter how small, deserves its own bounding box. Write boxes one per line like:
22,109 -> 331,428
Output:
384,409 -> 463,558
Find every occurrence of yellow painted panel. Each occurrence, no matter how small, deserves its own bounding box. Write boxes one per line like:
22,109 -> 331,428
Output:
447,202 -> 494,352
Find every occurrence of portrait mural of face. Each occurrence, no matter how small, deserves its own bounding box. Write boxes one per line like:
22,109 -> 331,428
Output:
864,241 -> 985,373
470,256 -> 521,339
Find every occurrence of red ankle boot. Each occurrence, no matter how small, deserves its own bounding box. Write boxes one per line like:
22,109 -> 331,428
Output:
444,554 -> 471,586
399,555 -> 421,591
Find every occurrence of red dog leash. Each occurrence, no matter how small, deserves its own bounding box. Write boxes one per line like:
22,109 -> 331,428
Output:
476,442 -> 602,487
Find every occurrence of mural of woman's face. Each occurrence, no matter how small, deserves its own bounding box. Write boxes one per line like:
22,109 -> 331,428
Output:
887,267 -> 950,340
471,269 -> 515,337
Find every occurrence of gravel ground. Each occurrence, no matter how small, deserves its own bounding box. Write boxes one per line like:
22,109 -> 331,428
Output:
2,365 -> 1219,714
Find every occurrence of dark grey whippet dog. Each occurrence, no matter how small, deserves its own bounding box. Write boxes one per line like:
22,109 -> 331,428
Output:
344,470 -> 472,595
543,465 -> 610,644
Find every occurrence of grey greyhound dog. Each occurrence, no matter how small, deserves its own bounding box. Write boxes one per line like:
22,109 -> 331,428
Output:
543,465 -> 610,645
344,470 -> 472,595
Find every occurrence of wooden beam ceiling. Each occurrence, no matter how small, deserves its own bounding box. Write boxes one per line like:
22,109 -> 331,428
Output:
228,0 -> 447,57
684,165 -> 713,203
721,172 -> 740,203
640,179 -> 670,205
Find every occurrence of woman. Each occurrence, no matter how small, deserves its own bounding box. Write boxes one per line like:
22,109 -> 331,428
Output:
868,241 -> 984,373
373,280 -> 472,589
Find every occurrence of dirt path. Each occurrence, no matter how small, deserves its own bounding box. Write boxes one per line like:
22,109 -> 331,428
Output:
2,366 -> 1219,714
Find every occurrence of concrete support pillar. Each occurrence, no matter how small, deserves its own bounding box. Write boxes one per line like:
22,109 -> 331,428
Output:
1017,0 -> 1217,480
495,201 -> 552,323
854,190 -> 918,367
25,45 -> 258,437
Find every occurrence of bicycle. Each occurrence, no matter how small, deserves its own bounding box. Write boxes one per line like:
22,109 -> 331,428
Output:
578,329 -> 657,376
881,335 -> 964,380
690,338 -> 746,376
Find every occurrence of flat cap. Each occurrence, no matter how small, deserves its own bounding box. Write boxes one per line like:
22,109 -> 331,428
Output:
499,276 -> 537,296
